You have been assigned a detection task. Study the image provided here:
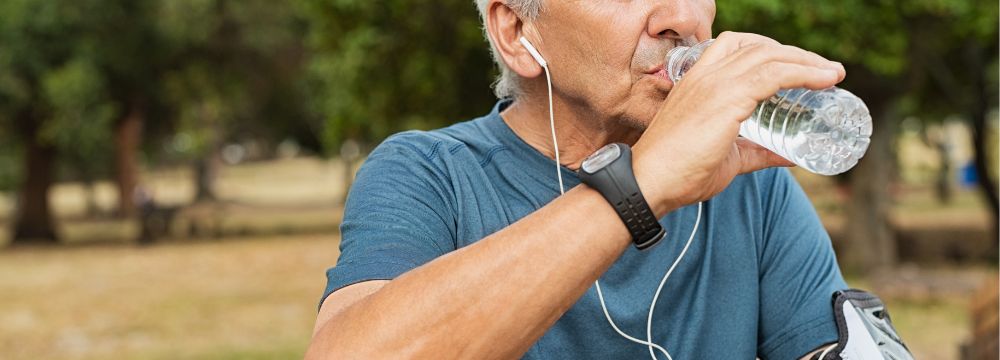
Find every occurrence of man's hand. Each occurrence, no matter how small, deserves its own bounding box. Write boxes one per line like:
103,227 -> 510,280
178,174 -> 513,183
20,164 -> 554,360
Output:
632,31 -> 846,215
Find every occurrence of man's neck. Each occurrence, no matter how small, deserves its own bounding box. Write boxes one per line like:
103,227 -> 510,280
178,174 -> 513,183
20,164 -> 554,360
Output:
500,97 -> 643,170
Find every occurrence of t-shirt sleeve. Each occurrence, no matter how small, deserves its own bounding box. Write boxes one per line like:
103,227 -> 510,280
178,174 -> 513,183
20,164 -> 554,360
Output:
319,135 -> 457,310
756,168 -> 848,360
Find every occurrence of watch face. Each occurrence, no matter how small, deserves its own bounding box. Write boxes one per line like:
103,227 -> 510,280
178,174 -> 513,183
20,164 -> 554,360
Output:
581,143 -> 621,174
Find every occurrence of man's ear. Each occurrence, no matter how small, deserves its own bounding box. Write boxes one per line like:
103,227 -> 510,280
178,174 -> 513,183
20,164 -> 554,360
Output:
486,0 -> 544,78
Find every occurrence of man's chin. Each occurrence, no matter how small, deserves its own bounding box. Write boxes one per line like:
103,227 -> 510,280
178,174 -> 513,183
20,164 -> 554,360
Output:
617,113 -> 653,131
624,93 -> 668,128
650,87 -> 670,101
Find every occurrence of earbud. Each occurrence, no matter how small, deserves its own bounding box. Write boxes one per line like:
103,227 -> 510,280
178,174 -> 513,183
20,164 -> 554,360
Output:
519,36 -> 547,67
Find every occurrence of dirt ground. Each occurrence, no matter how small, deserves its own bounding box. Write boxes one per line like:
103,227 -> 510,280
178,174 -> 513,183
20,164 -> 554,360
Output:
0,234 -> 994,359
0,235 -> 337,359
0,157 -> 996,359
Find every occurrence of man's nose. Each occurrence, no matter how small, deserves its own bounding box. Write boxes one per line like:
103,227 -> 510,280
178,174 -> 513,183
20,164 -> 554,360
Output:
646,1 -> 702,41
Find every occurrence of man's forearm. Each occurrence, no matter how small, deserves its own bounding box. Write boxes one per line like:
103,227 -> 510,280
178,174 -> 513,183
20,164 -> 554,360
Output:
306,184 -> 674,359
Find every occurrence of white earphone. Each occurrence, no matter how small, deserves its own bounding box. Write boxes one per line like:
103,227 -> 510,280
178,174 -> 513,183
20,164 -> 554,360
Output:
518,35 -> 703,360
519,36 -> 547,67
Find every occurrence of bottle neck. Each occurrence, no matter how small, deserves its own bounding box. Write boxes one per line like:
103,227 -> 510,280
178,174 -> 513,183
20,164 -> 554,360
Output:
666,39 -> 715,83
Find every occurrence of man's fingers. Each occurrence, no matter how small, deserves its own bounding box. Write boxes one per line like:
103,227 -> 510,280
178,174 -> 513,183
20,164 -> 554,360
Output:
699,31 -> 839,72
724,43 -> 844,78
692,32 -> 845,91
736,138 -> 795,175
699,31 -> 780,63
738,62 -> 842,101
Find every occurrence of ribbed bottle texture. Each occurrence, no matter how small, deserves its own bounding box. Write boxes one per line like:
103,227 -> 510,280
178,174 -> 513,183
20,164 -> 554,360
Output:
666,40 -> 872,175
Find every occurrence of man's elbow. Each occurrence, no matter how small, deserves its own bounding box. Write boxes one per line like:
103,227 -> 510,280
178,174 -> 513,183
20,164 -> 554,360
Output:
306,322 -> 375,360
308,281 -> 391,358
305,321 -> 344,360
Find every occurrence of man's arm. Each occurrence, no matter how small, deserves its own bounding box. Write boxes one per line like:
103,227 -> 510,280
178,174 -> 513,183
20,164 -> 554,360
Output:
308,191 -> 838,360
311,280 -> 387,337
307,183 -> 649,359
306,30 -> 846,359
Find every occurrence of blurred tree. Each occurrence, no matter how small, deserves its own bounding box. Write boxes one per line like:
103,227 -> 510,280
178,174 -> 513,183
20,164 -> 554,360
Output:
0,143 -> 20,194
0,0 -> 315,244
86,1 -> 172,218
304,0 -> 474,147
0,0 -> 178,243
0,0 -> 122,242
900,5 -> 1000,246
299,0 -> 497,199
717,0 -> 999,270
158,0 -> 312,202
44,59 -> 117,217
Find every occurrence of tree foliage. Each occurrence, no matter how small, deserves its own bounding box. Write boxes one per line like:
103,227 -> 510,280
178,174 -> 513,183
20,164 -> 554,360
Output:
1,0 -> 996,246
716,0 -> 998,116
299,0 -> 498,152
0,0 -> 119,156
0,0 -> 315,241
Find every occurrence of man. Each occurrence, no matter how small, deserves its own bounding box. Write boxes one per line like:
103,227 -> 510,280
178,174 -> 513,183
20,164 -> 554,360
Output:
306,1 -> 906,359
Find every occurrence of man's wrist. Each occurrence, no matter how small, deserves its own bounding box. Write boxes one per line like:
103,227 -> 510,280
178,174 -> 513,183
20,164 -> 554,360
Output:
632,149 -> 680,217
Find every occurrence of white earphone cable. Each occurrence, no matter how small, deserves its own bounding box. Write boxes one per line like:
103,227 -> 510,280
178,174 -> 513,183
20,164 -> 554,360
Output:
817,343 -> 838,360
536,39 -> 700,360
543,65 -> 565,194
595,278 -> 675,359
645,201 -> 701,360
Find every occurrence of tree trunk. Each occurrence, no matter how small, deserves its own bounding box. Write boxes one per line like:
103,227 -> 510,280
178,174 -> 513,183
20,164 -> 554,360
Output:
934,141 -> 953,204
85,179 -> 100,217
843,102 -> 898,272
194,154 -> 218,202
338,139 -> 362,205
965,41 -> 999,256
12,120 -> 58,244
79,166 -> 101,217
114,102 -> 143,218
193,100 -> 223,203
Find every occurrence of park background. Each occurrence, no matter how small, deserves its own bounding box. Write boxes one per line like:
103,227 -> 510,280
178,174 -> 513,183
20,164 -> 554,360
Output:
0,0 -> 997,359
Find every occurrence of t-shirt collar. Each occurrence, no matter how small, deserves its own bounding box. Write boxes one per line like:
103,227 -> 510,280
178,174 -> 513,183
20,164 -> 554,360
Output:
483,99 -> 580,189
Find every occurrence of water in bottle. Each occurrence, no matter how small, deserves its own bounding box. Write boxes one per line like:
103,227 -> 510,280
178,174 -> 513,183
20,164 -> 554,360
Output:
666,39 -> 872,176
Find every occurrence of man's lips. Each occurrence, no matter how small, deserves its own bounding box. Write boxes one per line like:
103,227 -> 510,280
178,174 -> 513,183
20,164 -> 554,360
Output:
653,68 -> 669,81
643,65 -> 673,89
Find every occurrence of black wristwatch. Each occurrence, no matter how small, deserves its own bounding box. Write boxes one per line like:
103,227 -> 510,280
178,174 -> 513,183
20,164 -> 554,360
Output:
577,143 -> 665,250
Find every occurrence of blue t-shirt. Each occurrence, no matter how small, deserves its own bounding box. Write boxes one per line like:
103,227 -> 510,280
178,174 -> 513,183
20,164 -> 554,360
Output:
321,100 -> 847,359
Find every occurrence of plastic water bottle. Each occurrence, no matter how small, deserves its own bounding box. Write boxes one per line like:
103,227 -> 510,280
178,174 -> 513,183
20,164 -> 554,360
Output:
666,39 -> 872,175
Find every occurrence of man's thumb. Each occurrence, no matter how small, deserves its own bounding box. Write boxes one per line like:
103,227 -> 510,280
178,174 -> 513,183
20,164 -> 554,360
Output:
735,137 -> 795,174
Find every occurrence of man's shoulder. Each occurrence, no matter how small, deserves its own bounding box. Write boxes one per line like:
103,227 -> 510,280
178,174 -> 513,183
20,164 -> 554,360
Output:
710,166 -> 809,224
725,166 -> 796,198
373,115 -> 502,166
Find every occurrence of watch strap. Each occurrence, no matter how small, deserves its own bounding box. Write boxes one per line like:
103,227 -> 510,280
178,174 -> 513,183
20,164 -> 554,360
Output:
579,144 -> 665,250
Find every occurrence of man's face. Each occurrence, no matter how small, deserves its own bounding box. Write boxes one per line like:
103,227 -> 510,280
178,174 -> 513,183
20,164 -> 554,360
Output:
532,0 -> 715,129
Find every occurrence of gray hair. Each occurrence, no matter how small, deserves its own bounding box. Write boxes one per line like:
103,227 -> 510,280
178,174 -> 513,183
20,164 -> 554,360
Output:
474,0 -> 543,99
